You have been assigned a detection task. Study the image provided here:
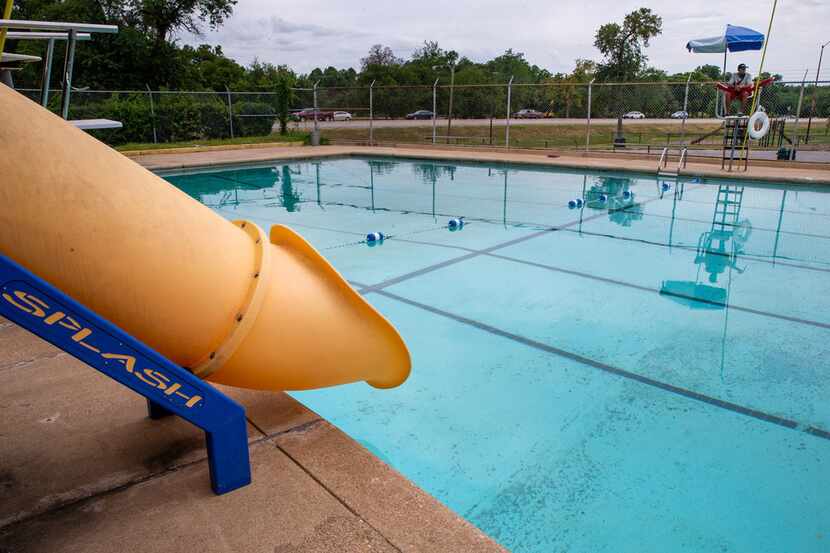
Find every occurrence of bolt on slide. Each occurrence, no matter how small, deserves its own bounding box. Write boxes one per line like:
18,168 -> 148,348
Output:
0,85 -> 411,391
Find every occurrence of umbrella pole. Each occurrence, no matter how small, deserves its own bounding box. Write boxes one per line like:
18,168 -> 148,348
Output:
718,49 -> 728,116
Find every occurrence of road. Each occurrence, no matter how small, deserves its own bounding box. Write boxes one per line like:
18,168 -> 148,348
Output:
290,117 -> 728,130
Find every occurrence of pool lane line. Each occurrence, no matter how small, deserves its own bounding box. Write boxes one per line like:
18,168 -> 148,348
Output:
218,192 -> 829,277
218,199 -> 830,273
386,236 -> 830,330
618,207 -> 830,242
359,285 -> 830,442
396,225 -> 830,276
551,227 -> 830,273
354,203 -> 647,295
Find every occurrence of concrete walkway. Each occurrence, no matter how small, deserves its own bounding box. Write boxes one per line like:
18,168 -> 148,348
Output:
0,316 -> 503,552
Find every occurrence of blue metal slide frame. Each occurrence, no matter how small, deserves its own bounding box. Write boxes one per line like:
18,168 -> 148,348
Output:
0,254 -> 251,494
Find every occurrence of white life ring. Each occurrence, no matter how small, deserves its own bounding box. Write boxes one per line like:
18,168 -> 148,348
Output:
748,111 -> 770,140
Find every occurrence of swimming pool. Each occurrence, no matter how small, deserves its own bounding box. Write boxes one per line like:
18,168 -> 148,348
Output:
163,156 -> 830,553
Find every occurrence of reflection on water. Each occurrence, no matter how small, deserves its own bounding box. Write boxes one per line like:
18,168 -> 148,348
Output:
586,177 -> 643,227
658,184 -> 755,378
367,159 -> 399,176
274,165 -> 302,212
660,185 -> 752,310
412,162 -> 457,184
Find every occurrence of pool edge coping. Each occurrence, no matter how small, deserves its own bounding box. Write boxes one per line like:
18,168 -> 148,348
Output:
132,144 -> 830,186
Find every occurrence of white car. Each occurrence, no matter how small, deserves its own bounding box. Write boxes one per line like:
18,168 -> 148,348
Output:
670,110 -> 689,119
333,111 -> 352,121
623,111 -> 646,119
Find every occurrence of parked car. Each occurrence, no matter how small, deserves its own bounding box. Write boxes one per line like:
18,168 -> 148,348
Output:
406,110 -> 434,120
622,111 -> 646,119
296,107 -> 335,121
513,109 -> 545,119
670,110 -> 689,119
333,111 -> 353,121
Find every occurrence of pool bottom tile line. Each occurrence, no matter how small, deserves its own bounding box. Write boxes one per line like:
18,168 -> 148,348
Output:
349,282 -> 830,443
384,237 -> 830,331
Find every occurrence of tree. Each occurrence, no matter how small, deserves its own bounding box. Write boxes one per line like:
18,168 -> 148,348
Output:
360,44 -> 402,71
178,44 -> 245,91
127,0 -> 238,49
545,59 -> 595,117
696,64 -> 722,81
594,8 -> 662,81
411,41 -> 458,68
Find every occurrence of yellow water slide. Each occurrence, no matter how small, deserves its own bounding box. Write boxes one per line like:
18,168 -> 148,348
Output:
0,85 -> 410,390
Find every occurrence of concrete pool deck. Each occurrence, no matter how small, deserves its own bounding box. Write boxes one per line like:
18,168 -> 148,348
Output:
0,316 -> 504,552
128,144 -> 830,185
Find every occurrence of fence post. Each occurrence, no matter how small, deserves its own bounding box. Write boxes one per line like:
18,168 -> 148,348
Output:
505,76 -> 514,150
790,70 -> 809,161
225,86 -> 234,139
313,80 -> 320,131
806,42 -> 827,143
145,84 -> 158,144
447,64 -> 455,143
431,78 -> 439,144
681,74 -> 691,145
585,79 -> 595,152
369,80 -> 375,146
40,38 -> 55,107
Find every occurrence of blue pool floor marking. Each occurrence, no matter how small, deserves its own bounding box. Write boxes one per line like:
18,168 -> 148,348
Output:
0,255 -> 251,495
353,283 -> 830,442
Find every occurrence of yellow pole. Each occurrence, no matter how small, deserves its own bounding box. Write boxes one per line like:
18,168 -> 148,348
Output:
0,0 -> 13,56
742,0 -> 779,152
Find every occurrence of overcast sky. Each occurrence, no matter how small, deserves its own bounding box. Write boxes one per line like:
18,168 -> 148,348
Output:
178,0 -> 830,82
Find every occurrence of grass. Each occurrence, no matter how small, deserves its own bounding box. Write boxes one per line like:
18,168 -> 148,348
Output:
115,132 -> 309,152
322,122 -> 723,150
322,121 -> 830,150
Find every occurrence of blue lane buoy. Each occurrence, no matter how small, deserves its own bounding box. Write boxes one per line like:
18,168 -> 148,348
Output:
623,190 -> 632,200
575,198 -> 584,208
366,232 -> 385,244
448,217 -> 465,231
661,182 -> 670,192
691,176 -> 702,183
599,194 -> 608,203
568,200 -> 577,209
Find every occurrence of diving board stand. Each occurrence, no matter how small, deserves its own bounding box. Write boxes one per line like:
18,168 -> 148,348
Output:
0,254 -> 251,495
0,19 -> 118,116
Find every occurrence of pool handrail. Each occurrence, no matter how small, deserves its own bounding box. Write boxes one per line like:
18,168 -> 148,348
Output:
658,146 -> 669,171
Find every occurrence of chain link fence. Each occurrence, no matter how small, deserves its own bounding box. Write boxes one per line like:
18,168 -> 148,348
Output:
14,80 -> 830,161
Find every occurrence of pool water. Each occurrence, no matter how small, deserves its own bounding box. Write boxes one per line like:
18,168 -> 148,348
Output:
163,157 -> 830,553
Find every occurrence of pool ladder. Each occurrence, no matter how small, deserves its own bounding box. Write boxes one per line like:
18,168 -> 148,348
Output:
657,146 -> 688,178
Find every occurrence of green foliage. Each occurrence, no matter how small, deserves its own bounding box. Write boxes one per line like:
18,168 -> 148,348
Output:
71,93 -> 278,146
233,101 -> 276,136
275,76 -> 293,135
594,7 -> 663,81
